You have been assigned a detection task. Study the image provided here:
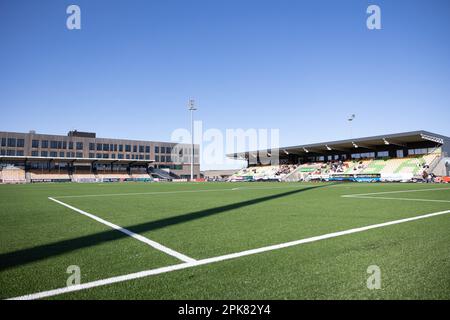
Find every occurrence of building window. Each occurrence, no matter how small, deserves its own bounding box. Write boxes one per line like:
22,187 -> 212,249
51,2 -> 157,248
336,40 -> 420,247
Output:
7,138 -> 16,147
7,150 -> 15,156
119,145 -> 123,152
145,146 -> 150,153
57,141 -> 62,149
68,141 -> 73,149
76,142 -> 83,150
133,145 -> 137,153
59,152 -> 65,157
166,147 -> 171,154
111,154 -> 116,159
161,155 -> 166,162
50,151 -> 57,157
155,155 -> 159,162
409,148 -> 427,155
114,144 -> 118,152
145,155 -> 150,160
118,154 -> 124,159
76,152 -> 83,158
89,143 -> 95,150
139,145 -> 144,153
161,146 -> 166,154
17,139 -> 25,148
41,151 -> 48,157
0,149 -> 5,155
89,153 -> 95,158
155,146 -> 159,153
125,145 -> 131,152
63,141 -> 67,149
103,144 -> 109,151
31,151 -> 38,157
1,138 -> 6,147
96,154 -> 102,159
126,154 -> 130,159
102,154 -> 109,159
50,141 -> 58,149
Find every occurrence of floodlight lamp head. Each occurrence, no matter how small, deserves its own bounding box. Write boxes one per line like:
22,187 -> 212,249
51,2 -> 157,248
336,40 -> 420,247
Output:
188,99 -> 197,111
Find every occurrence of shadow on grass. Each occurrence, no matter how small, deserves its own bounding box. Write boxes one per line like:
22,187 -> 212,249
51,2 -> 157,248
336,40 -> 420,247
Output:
0,183 -> 333,271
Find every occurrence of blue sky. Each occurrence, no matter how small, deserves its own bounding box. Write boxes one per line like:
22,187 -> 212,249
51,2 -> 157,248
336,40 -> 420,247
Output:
1,0 -> 449,169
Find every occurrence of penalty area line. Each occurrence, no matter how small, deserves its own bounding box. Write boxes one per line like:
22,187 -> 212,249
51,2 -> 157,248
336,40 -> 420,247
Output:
47,197 -> 196,263
8,208 -> 450,300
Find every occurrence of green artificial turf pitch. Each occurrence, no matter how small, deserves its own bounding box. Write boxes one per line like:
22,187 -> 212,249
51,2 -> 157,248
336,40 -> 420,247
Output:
0,182 -> 449,299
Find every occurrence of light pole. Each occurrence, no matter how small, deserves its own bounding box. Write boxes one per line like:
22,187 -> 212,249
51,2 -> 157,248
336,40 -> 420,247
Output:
188,99 -> 197,181
348,114 -> 356,139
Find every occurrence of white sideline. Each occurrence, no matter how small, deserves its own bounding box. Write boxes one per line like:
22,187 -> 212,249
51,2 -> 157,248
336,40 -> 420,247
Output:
51,185 -> 313,199
342,187 -> 450,202
48,197 -> 196,263
8,208 -> 450,300
342,195 -> 450,203
54,188 -> 237,199
342,187 -> 450,197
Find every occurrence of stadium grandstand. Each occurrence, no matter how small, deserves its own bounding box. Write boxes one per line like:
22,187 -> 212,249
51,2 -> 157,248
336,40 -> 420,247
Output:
0,130 -> 200,184
227,130 -> 450,183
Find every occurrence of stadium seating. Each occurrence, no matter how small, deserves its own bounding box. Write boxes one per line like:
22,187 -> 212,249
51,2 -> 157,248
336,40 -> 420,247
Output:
233,151 -> 443,183
230,165 -> 297,181
0,167 -> 26,184
72,173 -> 98,182
96,171 -> 131,180
29,170 -> 71,181
131,173 -> 152,178
283,163 -> 325,182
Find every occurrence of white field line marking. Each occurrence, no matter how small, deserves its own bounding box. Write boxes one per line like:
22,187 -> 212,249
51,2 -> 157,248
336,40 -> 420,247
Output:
342,195 -> 450,203
342,187 -> 450,202
9,209 -> 450,300
52,185 -> 313,199
48,197 -> 196,263
342,187 -> 450,197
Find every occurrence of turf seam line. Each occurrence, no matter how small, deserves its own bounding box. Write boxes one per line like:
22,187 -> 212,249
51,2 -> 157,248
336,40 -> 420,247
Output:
47,197 -> 196,263
8,208 -> 450,300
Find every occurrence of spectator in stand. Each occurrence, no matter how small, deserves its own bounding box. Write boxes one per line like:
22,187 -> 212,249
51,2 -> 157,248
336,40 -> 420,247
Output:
422,170 -> 429,183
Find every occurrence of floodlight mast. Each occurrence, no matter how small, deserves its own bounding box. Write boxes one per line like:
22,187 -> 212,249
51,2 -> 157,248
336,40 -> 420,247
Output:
188,99 -> 197,181
348,114 -> 356,139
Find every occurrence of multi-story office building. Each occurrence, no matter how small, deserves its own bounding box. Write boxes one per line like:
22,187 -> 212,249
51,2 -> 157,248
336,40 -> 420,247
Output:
0,130 -> 200,179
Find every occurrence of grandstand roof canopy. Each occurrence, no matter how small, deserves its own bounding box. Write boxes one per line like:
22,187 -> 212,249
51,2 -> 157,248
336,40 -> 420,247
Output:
0,156 -> 154,165
228,130 -> 450,160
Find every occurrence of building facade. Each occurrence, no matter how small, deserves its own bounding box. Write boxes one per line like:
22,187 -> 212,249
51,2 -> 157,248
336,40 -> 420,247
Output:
0,130 -> 200,178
